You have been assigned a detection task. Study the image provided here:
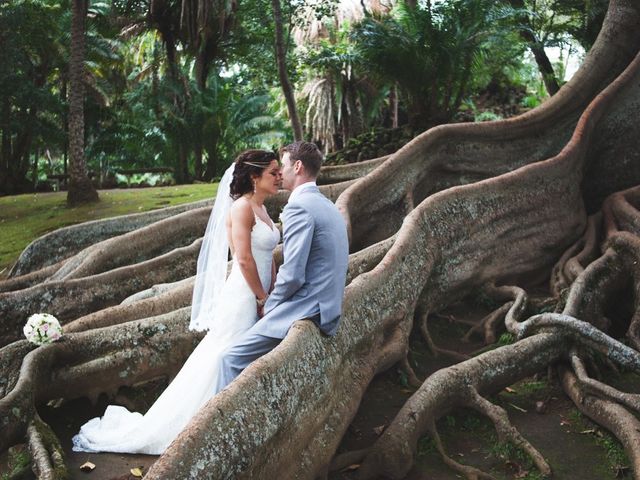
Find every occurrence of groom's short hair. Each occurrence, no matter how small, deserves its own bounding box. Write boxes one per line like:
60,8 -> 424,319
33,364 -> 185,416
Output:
281,141 -> 323,177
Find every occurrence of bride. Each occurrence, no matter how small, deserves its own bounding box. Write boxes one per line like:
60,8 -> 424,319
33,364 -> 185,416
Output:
72,150 -> 282,454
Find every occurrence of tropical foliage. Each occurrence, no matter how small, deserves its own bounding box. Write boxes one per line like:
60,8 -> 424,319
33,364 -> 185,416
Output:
350,0 -> 521,127
0,0 -> 605,195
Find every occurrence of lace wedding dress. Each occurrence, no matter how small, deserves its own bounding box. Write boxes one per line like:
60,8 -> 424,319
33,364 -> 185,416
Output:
72,215 -> 280,455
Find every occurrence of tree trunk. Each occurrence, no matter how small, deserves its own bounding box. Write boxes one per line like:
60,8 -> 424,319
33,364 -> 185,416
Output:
32,149 -> 38,190
271,0 -> 303,141
4,108 -> 37,194
67,0 -> 98,205
61,77 -> 68,178
509,0 -> 561,96
528,40 -> 561,96
175,142 -> 190,184
193,128 -> 204,180
343,79 -> 364,140
390,83 -> 399,128
0,97 -> 10,190
203,125 -> 219,181
193,57 -> 209,180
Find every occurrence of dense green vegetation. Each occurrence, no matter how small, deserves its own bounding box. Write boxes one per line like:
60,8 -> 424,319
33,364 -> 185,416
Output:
0,0 -> 606,195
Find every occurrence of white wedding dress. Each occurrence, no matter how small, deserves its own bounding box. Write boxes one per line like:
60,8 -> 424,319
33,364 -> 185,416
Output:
72,215 -> 280,455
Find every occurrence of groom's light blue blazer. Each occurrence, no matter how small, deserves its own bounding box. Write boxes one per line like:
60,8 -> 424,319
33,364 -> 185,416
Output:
256,184 -> 349,339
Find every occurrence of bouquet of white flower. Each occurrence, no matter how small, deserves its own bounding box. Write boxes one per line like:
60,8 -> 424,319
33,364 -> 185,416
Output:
23,313 -> 63,345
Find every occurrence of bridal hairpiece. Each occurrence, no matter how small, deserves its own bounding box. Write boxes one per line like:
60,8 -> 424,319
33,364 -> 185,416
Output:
240,151 -> 277,169
243,161 -> 271,168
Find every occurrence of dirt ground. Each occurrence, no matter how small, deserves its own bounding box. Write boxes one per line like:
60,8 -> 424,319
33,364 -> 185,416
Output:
1,298 -> 634,480
330,301 -> 633,480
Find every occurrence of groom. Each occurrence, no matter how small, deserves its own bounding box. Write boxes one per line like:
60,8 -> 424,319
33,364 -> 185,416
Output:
216,141 -> 349,391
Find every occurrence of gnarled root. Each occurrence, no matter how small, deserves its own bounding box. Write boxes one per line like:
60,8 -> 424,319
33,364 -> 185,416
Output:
26,413 -> 67,480
463,284 -> 528,344
560,366 -> 640,476
418,307 -> 470,362
570,351 -> 640,413
45,207 -> 210,282
8,198 -> 213,277
467,389 -> 550,476
0,239 -> 201,346
429,423 -> 496,480
356,332 -> 566,480
64,280 -> 195,333
551,213 -> 602,295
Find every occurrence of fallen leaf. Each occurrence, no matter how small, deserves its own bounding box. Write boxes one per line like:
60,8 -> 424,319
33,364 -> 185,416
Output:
505,387 -> 516,393
342,464 -> 360,472
79,461 -> 96,472
131,467 -> 144,477
373,425 -> 386,435
580,429 -> 597,435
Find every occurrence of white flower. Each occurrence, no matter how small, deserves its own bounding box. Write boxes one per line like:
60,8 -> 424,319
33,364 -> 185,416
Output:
24,313 -> 63,346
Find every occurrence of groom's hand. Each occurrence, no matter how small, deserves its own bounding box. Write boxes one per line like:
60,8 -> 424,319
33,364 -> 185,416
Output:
257,304 -> 265,318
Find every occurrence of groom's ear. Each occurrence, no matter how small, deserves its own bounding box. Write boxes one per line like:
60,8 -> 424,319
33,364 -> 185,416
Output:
294,159 -> 303,174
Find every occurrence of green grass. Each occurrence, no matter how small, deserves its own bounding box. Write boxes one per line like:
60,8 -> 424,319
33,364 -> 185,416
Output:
0,184 -> 217,274
488,439 -> 550,479
568,408 -> 630,476
416,434 -> 437,457
1,446 -> 31,480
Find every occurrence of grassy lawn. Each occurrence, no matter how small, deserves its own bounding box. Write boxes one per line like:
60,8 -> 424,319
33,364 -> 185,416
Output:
0,184 -> 217,275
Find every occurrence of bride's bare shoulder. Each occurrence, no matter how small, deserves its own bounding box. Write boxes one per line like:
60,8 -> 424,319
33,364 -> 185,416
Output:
230,197 -> 254,223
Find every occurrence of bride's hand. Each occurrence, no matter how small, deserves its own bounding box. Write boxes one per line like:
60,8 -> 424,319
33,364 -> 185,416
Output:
256,294 -> 268,319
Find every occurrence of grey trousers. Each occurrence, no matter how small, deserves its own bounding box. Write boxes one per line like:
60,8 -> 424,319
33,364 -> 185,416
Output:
215,329 -> 281,393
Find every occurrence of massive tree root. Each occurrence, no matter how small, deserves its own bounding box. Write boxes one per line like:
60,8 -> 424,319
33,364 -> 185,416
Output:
8,198 -> 214,277
336,0 -> 640,251
1,1 -> 640,478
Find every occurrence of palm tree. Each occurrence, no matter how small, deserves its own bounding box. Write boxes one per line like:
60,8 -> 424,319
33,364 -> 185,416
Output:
294,0 -> 394,150
272,0 -> 303,141
67,0 -> 99,205
203,76 -> 288,178
507,0 -> 559,96
351,0 -> 514,127
179,0 -> 236,178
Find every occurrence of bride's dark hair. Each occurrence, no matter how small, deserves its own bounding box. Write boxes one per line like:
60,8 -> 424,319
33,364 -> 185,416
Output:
230,149 -> 278,200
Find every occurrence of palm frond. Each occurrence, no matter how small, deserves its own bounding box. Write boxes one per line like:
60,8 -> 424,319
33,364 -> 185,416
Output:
302,76 -> 336,153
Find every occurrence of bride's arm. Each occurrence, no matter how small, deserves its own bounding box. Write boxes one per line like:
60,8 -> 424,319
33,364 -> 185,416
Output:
231,201 -> 269,303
